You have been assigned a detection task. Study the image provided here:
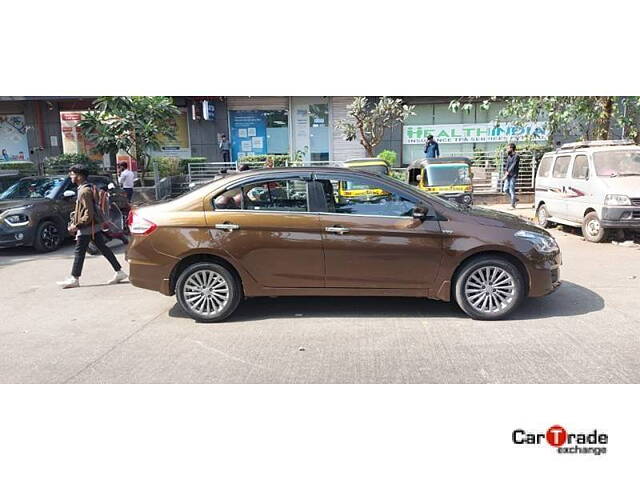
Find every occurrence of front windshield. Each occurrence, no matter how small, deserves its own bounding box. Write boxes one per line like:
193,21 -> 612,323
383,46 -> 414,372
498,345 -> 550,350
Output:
593,150 -> 640,177
425,163 -> 471,186
0,177 -> 66,200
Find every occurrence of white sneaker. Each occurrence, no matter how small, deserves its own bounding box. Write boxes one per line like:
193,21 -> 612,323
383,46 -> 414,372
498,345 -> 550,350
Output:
57,276 -> 79,289
106,270 -> 128,285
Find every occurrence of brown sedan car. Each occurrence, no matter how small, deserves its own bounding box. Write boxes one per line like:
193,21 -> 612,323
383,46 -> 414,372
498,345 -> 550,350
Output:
127,168 -> 561,322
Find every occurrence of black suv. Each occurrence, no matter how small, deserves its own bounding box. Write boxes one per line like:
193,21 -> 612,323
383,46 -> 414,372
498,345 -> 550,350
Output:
0,175 -> 129,252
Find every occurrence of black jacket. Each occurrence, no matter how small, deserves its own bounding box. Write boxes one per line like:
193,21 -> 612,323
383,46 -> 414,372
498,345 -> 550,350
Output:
506,153 -> 520,178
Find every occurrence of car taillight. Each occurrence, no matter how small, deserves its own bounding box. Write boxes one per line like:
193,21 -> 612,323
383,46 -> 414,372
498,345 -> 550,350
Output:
129,211 -> 157,235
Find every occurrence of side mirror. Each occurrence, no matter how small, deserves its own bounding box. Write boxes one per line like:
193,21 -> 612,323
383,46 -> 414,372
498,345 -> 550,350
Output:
63,190 -> 76,199
412,205 -> 429,221
107,182 -> 115,190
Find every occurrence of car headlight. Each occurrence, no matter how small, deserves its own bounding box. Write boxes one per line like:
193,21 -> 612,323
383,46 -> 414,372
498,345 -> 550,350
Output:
4,213 -> 30,227
604,194 -> 631,206
515,230 -> 559,253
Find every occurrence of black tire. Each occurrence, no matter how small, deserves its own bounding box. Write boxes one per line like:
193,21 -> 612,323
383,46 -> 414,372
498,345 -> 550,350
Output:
454,255 -> 525,320
582,211 -> 607,243
33,220 -> 62,252
536,204 -> 555,229
176,262 -> 241,323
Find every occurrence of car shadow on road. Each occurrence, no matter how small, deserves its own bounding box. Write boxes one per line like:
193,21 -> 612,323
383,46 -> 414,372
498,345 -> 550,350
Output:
0,240 -> 128,267
168,281 -> 604,323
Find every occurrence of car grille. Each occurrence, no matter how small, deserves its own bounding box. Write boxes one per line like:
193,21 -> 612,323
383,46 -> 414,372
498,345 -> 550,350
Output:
633,211 -> 640,219
631,198 -> 640,206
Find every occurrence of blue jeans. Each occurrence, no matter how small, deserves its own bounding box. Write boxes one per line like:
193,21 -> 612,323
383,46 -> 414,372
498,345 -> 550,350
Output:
503,176 -> 517,205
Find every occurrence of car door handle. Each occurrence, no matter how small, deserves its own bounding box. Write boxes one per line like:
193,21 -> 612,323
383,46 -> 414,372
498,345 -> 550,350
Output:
325,226 -> 350,235
214,223 -> 240,232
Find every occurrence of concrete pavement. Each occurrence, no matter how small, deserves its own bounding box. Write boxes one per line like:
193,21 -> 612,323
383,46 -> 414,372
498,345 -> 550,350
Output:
0,230 -> 639,383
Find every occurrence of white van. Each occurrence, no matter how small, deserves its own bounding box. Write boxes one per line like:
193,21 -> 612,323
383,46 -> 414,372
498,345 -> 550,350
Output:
534,140 -> 640,242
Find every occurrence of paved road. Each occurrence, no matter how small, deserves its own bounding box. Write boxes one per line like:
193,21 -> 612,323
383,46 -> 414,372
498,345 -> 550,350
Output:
0,230 -> 639,383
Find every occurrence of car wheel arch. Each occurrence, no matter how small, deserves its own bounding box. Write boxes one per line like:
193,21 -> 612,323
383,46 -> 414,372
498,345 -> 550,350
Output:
169,253 -> 244,296
450,250 -> 531,299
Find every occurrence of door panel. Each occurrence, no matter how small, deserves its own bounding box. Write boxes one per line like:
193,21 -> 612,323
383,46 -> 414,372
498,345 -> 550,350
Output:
566,154 -> 591,222
313,175 -> 443,289
205,176 -> 324,288
320,215 -> 443,288
547,155 -> 571,218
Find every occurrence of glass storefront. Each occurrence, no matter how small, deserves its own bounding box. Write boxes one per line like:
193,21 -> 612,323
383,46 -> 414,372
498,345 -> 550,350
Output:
292,97 -> 329,164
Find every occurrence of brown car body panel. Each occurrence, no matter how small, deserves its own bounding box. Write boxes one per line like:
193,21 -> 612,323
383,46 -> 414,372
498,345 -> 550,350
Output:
127,168 -> 561,303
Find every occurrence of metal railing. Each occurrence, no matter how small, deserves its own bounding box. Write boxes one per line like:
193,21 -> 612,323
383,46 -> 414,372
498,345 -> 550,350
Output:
184,153 -> 538,195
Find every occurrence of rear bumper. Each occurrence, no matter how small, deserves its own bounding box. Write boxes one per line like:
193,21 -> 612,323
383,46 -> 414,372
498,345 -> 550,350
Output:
126,235 -> 176,296
601,206 -> 640,229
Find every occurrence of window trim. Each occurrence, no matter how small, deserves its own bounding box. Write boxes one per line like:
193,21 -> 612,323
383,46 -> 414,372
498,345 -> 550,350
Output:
571,154 -> 590,180
311,172 -> 425,219
552,155 -> 571,179
212,175 -> 313,213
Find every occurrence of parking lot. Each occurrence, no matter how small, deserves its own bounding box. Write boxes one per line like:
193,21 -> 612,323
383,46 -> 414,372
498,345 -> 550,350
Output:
0,225 -> 639,383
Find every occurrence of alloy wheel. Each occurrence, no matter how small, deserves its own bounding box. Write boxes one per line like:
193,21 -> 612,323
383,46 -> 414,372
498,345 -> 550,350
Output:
183,269 -> 230,317
464,266 -> 516,314
42,224 -> 60,250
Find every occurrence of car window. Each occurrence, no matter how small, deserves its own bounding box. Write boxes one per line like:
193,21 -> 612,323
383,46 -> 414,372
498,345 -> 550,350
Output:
571,155 -> 589,179
317,176 -> 417,217
552,156 -> 571,178
537,157 -> 553,177
213,179 -> 309,212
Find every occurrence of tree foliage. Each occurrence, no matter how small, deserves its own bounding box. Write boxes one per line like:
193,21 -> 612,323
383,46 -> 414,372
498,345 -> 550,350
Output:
337,97 -> 415,157
449,96 -> 640,143
77,96 -> 180,177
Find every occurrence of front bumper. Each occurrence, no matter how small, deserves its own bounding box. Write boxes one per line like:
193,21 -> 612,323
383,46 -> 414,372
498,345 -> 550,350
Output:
527,250 -> 562,297
438,192 -> 474,206
0,221 -> 35,248
601,206 -> 640,229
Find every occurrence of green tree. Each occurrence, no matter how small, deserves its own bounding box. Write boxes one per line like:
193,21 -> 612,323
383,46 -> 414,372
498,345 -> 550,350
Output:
336,97 -> 415,157
449,96 -> 640,143
77,96 -> 180,179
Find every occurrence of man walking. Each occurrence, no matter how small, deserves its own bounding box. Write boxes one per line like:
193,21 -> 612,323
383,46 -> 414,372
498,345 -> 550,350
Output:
424,134 -> 440,158
503,143 -> 520,208
219,134 -> 231,163
57,164 -> 128,289
118,162 -> 135,202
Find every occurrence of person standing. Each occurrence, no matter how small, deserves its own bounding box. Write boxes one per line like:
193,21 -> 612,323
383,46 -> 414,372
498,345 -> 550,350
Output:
57,164 -> 127,289
118,162 -> 135,202
503,143 -> 520,208
219,134 -> 231,163
424,134 -> 440,158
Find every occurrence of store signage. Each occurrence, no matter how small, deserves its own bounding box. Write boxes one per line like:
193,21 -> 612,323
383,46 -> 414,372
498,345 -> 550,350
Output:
403,122 -> 548,144
202,101 -> 215,121
59,111 -> 103,162
230,110 -> 267,162
0,114 -> 30,162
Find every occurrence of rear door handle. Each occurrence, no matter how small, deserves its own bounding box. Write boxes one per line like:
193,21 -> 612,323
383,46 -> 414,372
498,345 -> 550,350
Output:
215,223 -> 240,232
325,226 -> 350,235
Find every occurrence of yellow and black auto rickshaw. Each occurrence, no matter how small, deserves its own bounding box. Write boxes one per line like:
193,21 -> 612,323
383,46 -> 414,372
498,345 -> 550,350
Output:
407,157 -> 473,205
335,158 -> 390,199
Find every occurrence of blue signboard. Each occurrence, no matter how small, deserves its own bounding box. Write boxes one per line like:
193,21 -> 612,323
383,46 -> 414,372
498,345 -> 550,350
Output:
229,110 -> 267,162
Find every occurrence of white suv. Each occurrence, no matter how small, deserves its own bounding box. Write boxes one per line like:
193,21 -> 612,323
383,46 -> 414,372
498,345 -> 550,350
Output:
534,140 -> 640,242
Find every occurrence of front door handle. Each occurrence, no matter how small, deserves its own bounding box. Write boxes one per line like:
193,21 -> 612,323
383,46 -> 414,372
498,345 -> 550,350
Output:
215,223 -> 240,232
325,226 -> 350,235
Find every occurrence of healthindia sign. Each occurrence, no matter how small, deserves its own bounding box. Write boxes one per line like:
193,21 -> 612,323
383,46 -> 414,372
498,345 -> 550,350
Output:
403,122 -> 548,145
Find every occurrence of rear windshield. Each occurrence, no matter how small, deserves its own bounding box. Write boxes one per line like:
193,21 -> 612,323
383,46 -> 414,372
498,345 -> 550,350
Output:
593,150 -> 640,177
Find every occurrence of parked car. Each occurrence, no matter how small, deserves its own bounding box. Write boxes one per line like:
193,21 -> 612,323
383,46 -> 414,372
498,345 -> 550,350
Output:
127,167 -> 561,322
0,175 -> 128,252
535,140 -> 640,242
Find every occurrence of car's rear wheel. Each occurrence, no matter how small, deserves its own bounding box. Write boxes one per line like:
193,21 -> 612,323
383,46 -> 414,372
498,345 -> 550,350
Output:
582,212 -> 607,243
454,256 -> 525,320
536,204 -> 555,229
33,220 -> 62,252
176,262 -> 241,323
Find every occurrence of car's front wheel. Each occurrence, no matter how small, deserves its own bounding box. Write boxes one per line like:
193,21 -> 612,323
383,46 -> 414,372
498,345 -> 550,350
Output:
33,220 -> 62,252
176,262 -> 241,323
454,256 -> 525,320
582,211 -> 607,243
536,204 -> 555,229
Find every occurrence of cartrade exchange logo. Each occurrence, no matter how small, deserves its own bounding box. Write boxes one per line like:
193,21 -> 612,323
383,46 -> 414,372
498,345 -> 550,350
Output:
512,425 -> 608,455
